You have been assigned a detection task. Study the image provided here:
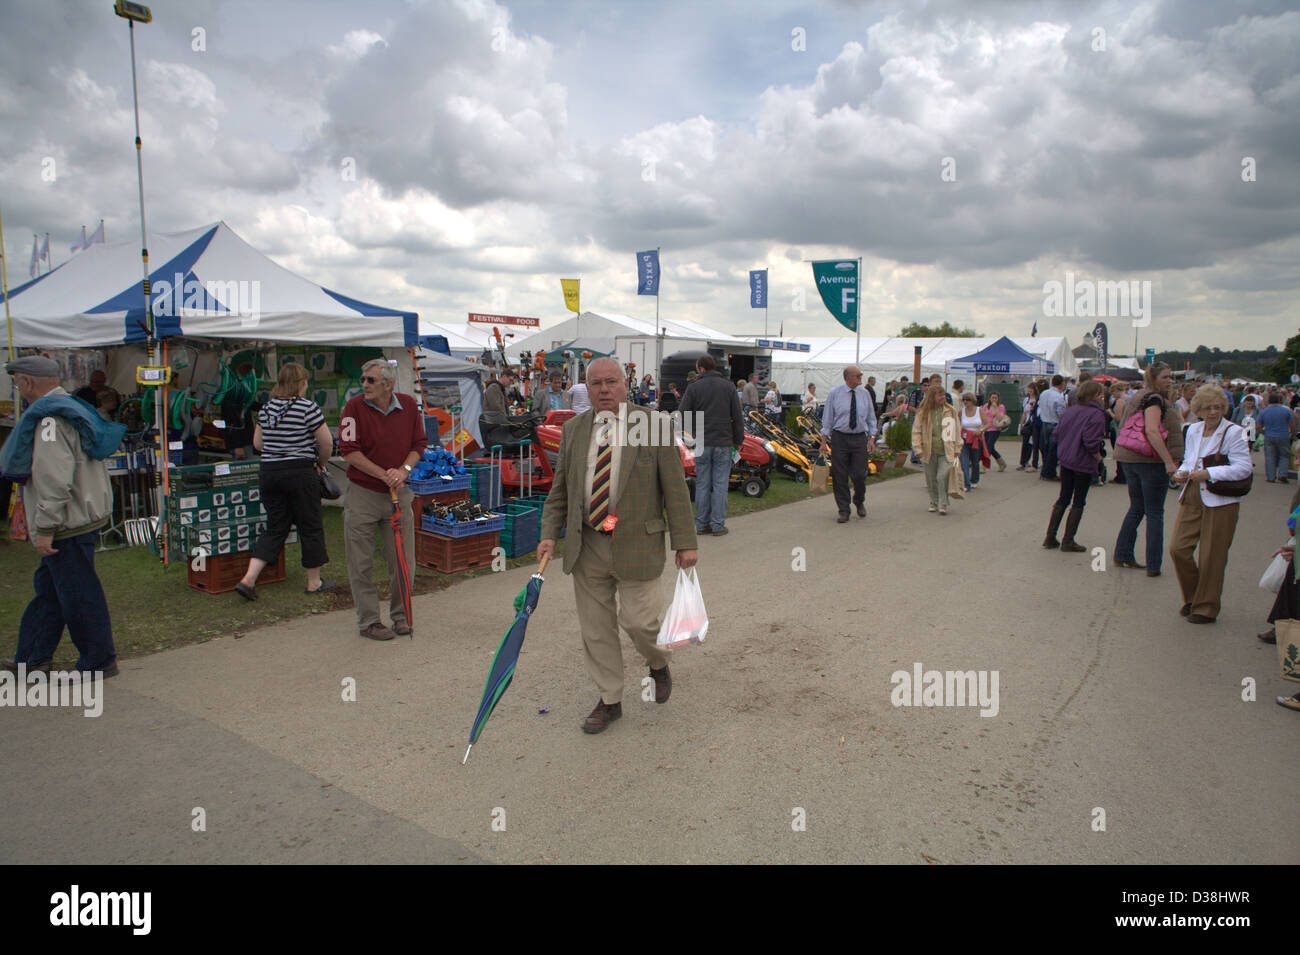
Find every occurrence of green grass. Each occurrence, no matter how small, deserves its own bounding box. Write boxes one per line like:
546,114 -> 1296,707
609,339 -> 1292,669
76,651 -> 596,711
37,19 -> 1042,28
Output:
0,465 -> 913,665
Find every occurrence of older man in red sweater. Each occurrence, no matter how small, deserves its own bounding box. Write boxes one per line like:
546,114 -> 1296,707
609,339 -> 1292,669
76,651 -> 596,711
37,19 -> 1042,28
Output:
339,358 -> 426,640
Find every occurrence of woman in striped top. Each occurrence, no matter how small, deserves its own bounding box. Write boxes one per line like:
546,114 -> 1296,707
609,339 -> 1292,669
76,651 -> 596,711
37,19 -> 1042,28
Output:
236,362 -> 335,599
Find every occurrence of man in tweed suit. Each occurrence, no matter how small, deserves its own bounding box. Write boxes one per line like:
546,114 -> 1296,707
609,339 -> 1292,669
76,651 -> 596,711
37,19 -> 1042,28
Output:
537,357 -> 698,734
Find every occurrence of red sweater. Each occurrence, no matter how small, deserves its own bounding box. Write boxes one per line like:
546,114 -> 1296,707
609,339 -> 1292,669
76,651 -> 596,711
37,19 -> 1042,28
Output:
338,393 -> 426,493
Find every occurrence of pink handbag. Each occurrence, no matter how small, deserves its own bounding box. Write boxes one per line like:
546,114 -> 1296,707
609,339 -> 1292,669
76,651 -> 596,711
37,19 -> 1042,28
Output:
1117,403 -> 1168,457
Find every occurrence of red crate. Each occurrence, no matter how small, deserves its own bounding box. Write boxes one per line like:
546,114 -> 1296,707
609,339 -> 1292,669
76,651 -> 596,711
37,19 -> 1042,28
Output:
414,529 -> 499,574
412,488 -> 470,524
187,550 -> 286,594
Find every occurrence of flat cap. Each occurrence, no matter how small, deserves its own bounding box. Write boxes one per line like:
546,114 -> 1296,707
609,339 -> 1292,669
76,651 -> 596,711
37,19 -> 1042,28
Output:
5,355 -> 60,378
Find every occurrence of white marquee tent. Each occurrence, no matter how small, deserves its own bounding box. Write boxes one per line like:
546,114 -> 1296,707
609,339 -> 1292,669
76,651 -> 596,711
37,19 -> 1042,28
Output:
768,336 -> 1076,394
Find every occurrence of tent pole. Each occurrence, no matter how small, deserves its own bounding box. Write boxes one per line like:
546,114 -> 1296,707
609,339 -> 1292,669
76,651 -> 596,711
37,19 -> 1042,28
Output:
0,200 -> 16,425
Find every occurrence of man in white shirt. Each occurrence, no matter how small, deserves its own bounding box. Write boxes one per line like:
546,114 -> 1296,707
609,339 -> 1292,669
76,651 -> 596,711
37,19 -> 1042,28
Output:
566,379 -> 591,414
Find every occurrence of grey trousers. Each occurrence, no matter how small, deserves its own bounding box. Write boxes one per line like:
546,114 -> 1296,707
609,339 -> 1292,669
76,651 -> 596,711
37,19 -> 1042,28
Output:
344,480 -> 415,631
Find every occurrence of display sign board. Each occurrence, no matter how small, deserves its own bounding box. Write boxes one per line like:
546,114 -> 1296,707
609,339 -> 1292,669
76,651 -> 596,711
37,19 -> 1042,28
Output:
468,313 -> 540,327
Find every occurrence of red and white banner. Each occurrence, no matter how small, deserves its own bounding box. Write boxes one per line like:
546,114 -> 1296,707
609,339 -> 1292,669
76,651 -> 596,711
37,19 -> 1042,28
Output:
467,312 -> 539,328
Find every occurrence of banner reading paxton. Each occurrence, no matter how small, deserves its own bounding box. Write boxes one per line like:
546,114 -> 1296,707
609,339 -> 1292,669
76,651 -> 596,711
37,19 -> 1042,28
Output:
810,259 -> 858,332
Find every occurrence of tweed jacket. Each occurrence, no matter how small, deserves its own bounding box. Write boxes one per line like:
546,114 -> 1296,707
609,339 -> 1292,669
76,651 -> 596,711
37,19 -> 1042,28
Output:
540,405 -> 697,579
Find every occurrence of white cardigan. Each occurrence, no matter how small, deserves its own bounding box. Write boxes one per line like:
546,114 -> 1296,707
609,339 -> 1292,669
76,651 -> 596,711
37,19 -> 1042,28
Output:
1177,419 -> 1254,508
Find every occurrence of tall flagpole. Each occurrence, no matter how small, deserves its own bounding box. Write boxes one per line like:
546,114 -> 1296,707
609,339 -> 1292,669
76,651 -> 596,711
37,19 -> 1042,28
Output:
44,233 -> 51,274
654,246 -> 661,384
855,256 -> 862,366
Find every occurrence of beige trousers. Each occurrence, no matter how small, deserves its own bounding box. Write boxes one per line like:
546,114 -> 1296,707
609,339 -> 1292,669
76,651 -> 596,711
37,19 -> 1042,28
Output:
571,523 -> 670,704
344,480 -> 415,631
1171,490 -> 1239,621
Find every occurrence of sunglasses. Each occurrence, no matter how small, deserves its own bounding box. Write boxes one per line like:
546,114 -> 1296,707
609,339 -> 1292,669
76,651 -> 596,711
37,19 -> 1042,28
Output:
361,376 -> 382,384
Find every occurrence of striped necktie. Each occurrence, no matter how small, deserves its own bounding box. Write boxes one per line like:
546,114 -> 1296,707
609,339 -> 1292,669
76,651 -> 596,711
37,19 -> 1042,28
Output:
590,421 -> 613,528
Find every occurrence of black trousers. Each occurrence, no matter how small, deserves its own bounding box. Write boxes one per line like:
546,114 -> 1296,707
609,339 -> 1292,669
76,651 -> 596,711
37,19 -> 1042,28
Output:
251,460 -> 328,569
1055,466 -> 1093,509
830,430 -> 868,515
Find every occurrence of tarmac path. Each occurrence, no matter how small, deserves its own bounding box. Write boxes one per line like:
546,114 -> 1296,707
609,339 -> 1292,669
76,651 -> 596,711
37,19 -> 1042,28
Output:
2,459 -> 1295,864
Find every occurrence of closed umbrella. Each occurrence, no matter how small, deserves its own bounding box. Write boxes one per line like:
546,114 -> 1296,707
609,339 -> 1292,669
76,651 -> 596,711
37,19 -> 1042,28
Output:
463,555 -> 551,764
390,489 -> 413,638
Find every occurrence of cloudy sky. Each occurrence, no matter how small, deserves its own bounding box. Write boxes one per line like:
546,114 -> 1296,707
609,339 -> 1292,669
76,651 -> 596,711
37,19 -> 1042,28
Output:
2,0 -> 1297,353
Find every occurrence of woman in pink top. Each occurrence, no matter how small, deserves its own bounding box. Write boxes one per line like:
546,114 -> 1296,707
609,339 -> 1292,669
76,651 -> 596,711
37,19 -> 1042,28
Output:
981,392 -> 1009,472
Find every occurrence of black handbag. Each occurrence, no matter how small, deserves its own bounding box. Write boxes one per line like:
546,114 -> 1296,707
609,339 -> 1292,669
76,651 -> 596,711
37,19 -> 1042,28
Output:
319,469 -> 343,500
1202,424 -> 1252,497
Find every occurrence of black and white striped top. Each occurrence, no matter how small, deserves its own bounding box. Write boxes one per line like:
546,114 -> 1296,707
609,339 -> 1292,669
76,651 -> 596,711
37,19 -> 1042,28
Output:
257,397 -> 326,462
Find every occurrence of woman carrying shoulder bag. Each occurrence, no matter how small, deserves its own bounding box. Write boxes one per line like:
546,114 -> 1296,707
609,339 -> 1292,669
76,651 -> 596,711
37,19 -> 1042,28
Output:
237,363 -> 335,600
1114,362 -> 1184,577
1170,384 -> 1253,623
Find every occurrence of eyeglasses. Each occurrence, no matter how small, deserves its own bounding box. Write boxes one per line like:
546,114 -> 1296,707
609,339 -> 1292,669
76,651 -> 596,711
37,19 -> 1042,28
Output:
588,378 -> 622,388
361,376 -> 382,384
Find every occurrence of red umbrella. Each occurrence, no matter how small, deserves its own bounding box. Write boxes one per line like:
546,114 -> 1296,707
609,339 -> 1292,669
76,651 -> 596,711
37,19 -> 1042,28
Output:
390,489 -> 413,638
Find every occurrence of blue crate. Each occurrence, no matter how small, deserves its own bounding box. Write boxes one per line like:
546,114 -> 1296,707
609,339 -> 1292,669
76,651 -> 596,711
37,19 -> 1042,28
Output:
409,472 -> 471,495
466,463 -> 502,509
500,502 -> 541,557
420,513 -> 505,537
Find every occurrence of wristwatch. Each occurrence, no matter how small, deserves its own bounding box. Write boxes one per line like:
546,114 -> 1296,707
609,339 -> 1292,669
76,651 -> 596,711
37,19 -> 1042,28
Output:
402,464 -> 412,473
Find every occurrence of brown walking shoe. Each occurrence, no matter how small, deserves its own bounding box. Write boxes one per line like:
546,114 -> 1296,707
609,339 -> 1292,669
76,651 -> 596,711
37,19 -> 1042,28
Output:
581,700 -> 622,734
650,664 -> 672,703
359,622 -> 396,641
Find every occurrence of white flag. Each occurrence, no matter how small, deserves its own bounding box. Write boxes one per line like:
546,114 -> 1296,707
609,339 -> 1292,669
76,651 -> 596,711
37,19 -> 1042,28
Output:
39,234 -> 49,266
69,225 -> 88,255
87,221 -> 104,246
29,235 -> 39,277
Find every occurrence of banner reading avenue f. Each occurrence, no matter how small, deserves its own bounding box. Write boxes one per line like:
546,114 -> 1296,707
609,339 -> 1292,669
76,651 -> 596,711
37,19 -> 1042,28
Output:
811,259 -> 858,332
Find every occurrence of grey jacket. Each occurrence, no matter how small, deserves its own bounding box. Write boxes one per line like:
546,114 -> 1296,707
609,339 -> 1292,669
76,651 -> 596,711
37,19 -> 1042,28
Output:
678,371 -> 745,449
29,387 -> 113,540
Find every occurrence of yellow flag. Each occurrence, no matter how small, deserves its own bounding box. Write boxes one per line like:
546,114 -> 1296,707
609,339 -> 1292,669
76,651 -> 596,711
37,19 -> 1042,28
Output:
561,279 -> 580,313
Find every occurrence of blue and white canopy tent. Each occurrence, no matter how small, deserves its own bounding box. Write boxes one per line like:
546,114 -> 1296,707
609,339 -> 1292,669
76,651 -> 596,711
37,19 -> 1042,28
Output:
945,336 -> 1056,378
3,221 -> 418,348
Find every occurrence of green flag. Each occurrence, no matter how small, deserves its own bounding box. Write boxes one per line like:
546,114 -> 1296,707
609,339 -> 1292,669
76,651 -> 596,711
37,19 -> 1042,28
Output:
810,259 -> 858,332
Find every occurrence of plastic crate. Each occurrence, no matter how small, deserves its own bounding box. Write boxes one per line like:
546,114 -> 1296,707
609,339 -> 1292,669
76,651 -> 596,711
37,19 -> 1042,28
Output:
412,487 -> 470,524
465,463 -> 502,509
414,529 -> 499,574
420,513 -> 505,537
500,501 -> 540,558
409,472 -> 471,495
517,493 -> 562,539
187,550 -> 285,594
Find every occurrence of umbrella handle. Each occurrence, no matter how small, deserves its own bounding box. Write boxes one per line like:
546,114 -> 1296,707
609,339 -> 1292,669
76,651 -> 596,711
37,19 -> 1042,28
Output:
537,554 -> 550,576
390,488 -> 399,504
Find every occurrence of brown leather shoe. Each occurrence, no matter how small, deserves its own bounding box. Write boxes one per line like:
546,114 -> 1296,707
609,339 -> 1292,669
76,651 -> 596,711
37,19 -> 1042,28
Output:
582,700 -> 622,734
359,622 -> 396,641
856,503 -> 866,518
837,513 -> 850,523
392,620 -> 412,636
1,659 -> 52,675
1258,628 -> 1277,644
1187,613 -> 1214,624
650,665 -> 671,703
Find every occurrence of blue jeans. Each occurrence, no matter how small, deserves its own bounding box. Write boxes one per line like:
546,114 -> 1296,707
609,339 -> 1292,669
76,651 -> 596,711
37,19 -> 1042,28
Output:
1264,436 -> 1290,481
1040,422 -> 1058,478
1115,461 -> 1168,572
961,441 -> 981,488
16,531 -> 116,670
694,446 -> 732,531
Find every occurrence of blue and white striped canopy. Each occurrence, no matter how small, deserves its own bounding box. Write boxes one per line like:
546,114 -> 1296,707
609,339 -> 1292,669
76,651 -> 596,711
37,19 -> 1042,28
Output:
3,222 -> 418,348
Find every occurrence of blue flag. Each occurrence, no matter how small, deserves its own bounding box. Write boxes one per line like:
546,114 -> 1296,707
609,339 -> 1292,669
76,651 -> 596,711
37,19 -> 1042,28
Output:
749,269 -> 767,308
636,250 -> 660,296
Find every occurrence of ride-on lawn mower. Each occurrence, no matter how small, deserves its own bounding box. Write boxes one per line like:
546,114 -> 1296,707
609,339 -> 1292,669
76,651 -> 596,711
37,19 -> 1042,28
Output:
473,411 -> 555,495
535,413 -> 774,498
745,409 -> 817,483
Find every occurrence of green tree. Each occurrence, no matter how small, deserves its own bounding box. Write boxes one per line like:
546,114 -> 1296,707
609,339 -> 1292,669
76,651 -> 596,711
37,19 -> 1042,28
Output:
1267,330 -> 1300,384
897,321 -> 981,337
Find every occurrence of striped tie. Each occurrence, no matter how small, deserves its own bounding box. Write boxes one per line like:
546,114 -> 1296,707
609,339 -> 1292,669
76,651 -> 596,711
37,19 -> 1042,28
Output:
590,424 -> 613,528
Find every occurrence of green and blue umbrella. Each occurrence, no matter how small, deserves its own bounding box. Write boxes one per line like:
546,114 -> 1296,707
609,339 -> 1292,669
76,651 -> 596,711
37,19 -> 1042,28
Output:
463,555 -> 551,764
